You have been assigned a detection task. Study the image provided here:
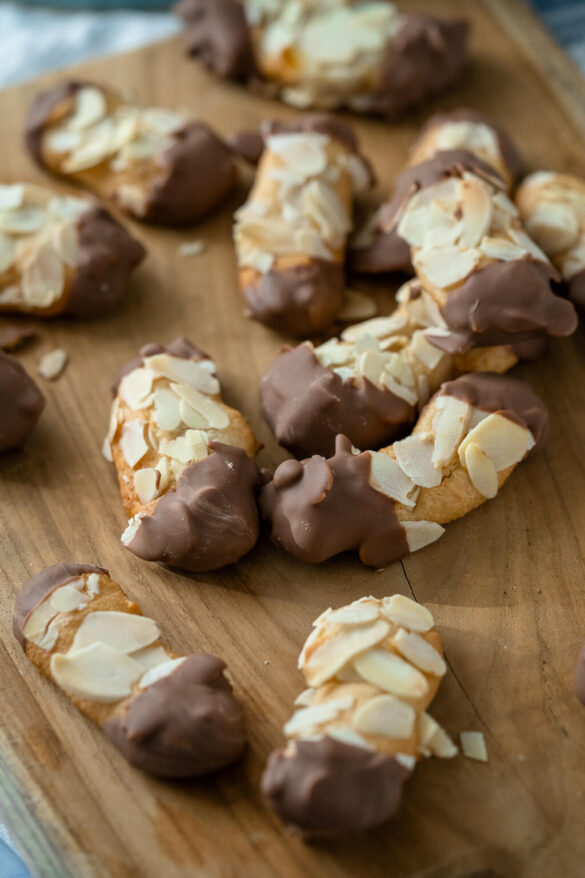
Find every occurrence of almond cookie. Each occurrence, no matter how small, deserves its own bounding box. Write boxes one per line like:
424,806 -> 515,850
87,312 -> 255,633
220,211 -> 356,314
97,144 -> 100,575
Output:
261,372 -> 548,567
234,115 -> 373,336
0,351 -> 45,452
14,563 -> 246,776
104,337 -> 260,572
516,171 -> 585,310
0,183 -> 144,317
26,81 -> 237,226
262,594 -> 456,835
176,0 -> 468,120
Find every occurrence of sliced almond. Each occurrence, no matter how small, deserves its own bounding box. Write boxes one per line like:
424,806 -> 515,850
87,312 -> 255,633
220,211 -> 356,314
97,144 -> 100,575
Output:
131,645 -> 172,672
179,399 -> 208,430
153,387 -> 182,432
119,367 -> 154,410
419,713 -> 459,758
155,457 -> 170,492
139,657 -> 185,689
68,87 -> 107,131
23,243 -> 65,308
186,429 -> 209,461
0,233 -> 16,273
38,348 -> 68,381
327,725 -> 374,751
314,339 -> 354,368
159,435 -> 196,464
116,184 -> 148,216
342,312 -> 407,343
402,521 -> 445,554
369,451 -> 416,507
414,246 -> 482,290
353,694 -> 415,739
458,177 -> 492,247
52,221 -> 80,267
0,184 -> 24,210
381,595 -> 434,632
143,354 -> 219,394
327,601 -> 380,627
525,203 -> 580,255
304,620 -> 390,687
460,730 -> 488,762
410,330 -> 444,370
458,412 -> 533,471
170,383 -> 229,429
0,207 -> 47,235
294,688 -> 316,707
353,648 -> 429,698
432,395 -> 471,468
120,420 -> 149,468
268,133 -> 329,178
283,696 -> 355,736
480,236 -> 527,262
394,433 -> 442,489
86,573 -> 101,596
134,468 -> 161,504
393,629 -> 446,676
71,610 -> 159,654
50,584 -> 89,613
23,600 -> 59,647
48,196 -> 88,221
51,642 -> 142,704
464,442 -> 498,498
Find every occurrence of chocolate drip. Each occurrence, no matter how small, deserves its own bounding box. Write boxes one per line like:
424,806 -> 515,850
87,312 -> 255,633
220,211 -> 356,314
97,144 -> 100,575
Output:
13,562 -> 107,649
174,0 -> 256,79
0,352 -> 45,455
261,737 -> 409,835
260,342 -> 414,458
125,442 -> 260,572
105,653 -> 246,778
260,435 -> 408,567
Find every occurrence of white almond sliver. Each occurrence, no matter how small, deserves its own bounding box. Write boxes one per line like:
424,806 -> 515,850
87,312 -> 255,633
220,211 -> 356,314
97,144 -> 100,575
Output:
410,330 -> 444,370
432,396 -> 471,468
119,368 -> 154,410
159,435 -> 195,464
284,696 -> 355,736
327,725 -> 375,751
52,221 -> 80,267
48,196 -> 88,221
68,87 -> 107,131
0,232 -> 15,273
341,313 -> 407,343
414,246 -> 481,289
480,236 -> 527,262
86,573 -> 101,596
314,339 -> 353,368
134,468 -> 161,503
23,244 -> 65,308
120,420 -> 149,468
460,730 -> 488,762
419,712 -> 459,758
458,412 -> 532,471
131,645 -> 172,671
23,600 -> 59,647
139,657 -> 186,689
186,429 -> 209,461
304,620 -> 390,687
326,601 -> 380,627
458,177 -> 492,247
394,433 -> 442,488
393,629 -> 446,676
171,383 -> 229,429
71,610 -> 159,654
402,521 -> 445,554
294,688 -> 316,707
369,451 -> 416,507
395,753 -> 416,770
51,642 -> 143,704
382,374 -> 418,406
0,184 -> 24,210
353,648 -> 429,698
381,595 -> 434,632
46,129 -> 82,154
464,442 -> 498,498
353,694 -> 415,739
179,399 -> 208,430
153,387 -> 182,432
50,584 -> 89,613
0,207 -> 47,235
38,349 -> 68,381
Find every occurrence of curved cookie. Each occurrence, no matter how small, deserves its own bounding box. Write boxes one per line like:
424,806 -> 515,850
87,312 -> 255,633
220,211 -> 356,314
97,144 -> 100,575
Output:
0,351 -> 45,452
261,372 -> 548,567
14,564 -> 246,777
262,594 -> 455,835
0,183 -> 144,318
234,115 -> 372,336
26,81 -> 237,226
176,1 -> 468,120
516,171 -> 585,310
104,338 -> 260,572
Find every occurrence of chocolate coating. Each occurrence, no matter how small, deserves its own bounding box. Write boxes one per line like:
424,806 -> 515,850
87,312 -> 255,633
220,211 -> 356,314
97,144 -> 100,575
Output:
260,342 -> 413,458
228,129 -> 265,165
13,562 -> 107,649
104,653 -> 246,778
66,206 -> 145,317
113,337 -> 208,394
0,352 -> 45,454
262,115 -> 361,155
427,259 -> 577,355
244,261 -> 345,338
25,80 -> 81,167
261,737 -> 409,835
575,642 -> 585,706
260,434 -> 408,567
174,0 -> 255,79
125,442 -> 260,572
569,269 -> 585,311
438,372 -> 549,451
142,122 -> 238,226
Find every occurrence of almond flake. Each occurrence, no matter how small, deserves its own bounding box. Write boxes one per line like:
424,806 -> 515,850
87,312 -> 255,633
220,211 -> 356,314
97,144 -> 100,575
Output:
0,184 -> 24,210
402,521 -> 445,554
139,657 -> 185,689
460,730 -> 488,762
153,387 -> 182,431
179,399 -> 208,430
458,177 -> 492,247
326,725 -> 374,751
120,419 -> 149,468
121,513 -> 144,546
38,348 -> 68,380
480,236 -> 527,262
116,183 -> 148,216
304,620 -> 390,687
464,441 -> 498,498
155,457 -> 170,492
327,602 -> 380,626
353,694 -> 415,739
525,203 -> 580,255
294,689 -> 316,707
48,196 -> 88,221
393,629 -> 446,676
394,433 -> 442,488
52,221 -> 80,267
170,383 -> 229,429
119,368 -> 154,410
0,233 -> 15,273
50,584 -> 89,613
284,696 -> 355,736
458,412 -> 533,471
144,354 -> 219,395
23,242 -> 65,308
51,642 -> 143,704
432,395 -> 471,468
71,610 -> 159,654
414,246 -> 481,289
23,600 -> 59,647
411,330 -> 444,370
134,467 -> 161,504
395,753 -> 416,770
0,206 -> 47,235
342,312 -> 407,342
353,648 -> 429,698
159,435 -> 195,464
178,239 -> 205,258
131,645 -> 171,672
314,339 -> 353,368
86,573 -> 101,596
268,133 -> 329,177
381,595 -> 434,632
68,87 -> 107,131
46,129 -> 81,154
369,451 -> 416,507
419,713 -> 458,758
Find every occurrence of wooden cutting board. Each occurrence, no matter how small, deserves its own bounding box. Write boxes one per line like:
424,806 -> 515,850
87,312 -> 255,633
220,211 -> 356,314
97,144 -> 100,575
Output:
1,2 -> 585,875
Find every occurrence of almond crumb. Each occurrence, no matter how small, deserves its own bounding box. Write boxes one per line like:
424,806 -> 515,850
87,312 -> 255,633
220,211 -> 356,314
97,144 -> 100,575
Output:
178,240 -> 205,258
460,730 -> 488,762
38,348 -> 68,381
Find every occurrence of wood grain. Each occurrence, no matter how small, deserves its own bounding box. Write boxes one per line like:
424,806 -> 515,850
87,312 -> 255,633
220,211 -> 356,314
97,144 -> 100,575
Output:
1,1 -> 585,875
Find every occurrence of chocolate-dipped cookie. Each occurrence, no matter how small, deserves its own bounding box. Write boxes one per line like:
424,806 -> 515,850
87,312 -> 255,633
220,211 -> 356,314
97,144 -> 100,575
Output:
14,564 -> 246,777
26,82 -> 237,226
176,1 -> 468,120
104,338 -> 260,572
0,183 -> 144,318
261,373 -> 548,567
0,351 -> 45,452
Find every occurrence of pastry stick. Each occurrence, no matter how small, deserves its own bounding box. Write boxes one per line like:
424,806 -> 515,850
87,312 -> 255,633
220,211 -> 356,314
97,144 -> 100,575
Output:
14,564 -> 246,777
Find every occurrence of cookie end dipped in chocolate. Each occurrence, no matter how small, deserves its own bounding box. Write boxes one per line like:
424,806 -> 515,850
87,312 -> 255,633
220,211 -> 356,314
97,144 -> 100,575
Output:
174,0 -> 256,80
260,434 -> 408,567
14,562 -> 107,649
104,653 -> 246,777
0,352 -> 45,454
261,737 -> 410,836
123,442 -> 260,572
25,81 -> 82,168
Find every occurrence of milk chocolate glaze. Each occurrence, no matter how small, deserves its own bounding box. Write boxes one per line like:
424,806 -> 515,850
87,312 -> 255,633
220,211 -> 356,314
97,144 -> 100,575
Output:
350,149 -> 500,275
67,206 -> 145,316
105,653 -> 246,777
575,642 -> 585,706
260,435 -> 408,567
0,352 -> 45,454
126,442 -> 260,572
260,342 -> 414,458
569,269 -> 585,311
228,129 -> 265,165
439,372 -> 549,451
261,737 -> 410,835
142,122 -> 238,226
174,0 -> 256,80
371,15 -> 469,119
244,261 -> 345,338
113,337 -> 209,394
428,260 -> 577,355
25,81 -> 82,167
14,562 -> 107,649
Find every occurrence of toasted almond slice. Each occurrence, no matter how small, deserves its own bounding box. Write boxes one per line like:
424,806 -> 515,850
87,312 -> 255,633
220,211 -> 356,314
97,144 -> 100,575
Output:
134,467 -> 161,503
432,395 -> 471,468
303,179 -> 351,238
68,86 -> 107,131
393,629 -> 446,676
0,233 -> 15,273
121,513 -> 145,546
119,368 -> 154,410
38,348 -> 68,381
153,387 -> 182,432
51,642 -> 143,704
178,239 -> 205,258
414,245 -> 482,289
170,383 -> 229,429
23,599 -> 59,647
464,442 -> 498,498
353,693 -> 415,739
50,584 -> 89,613
458,177 -> 492,247
353,648 -> 429,698
0,206 -> 47,235
139,657 -> 185,689
159,435 -> 195,464
304,620 -> 390,687
23,243 -> 65,308
382,373 -> 418,406
179,399 -> 209,430
102,399 -> 120,462
394,433 -> 442,488
120,419 -> 149,468
402,521 -> 445,554
381,595 -> 434,632
295,227 -> 333,260
155,457 -> 170,492
369,451 -> 416,507
397,205 -> 433,248
268,133 -> 329,177
314,339 -> 354,368
52,221 -> 80,267
144,353 -> 219,395
46,129 -> 82,154
327,725 -> 374,751
71,610 -> 159,654
508,227 -> 549,262
283,696 -> 355,736
458,412 -> 533,471
327,602 -> 380,627
186,429 -> 209,460
358,349 -> 389,385
294,688 -> 316,707
419,713 -> 459,758
62,119 -> 117,172
410,330 -> 445,370
525,203 -> 580,255
48,196 -> 88,221
86,573 -> 101,596
131,645 -> 171,672
460,730 -> 488,762
480,236 -> 527,261
141,107 -> 185,136
0,184 -> 24,210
